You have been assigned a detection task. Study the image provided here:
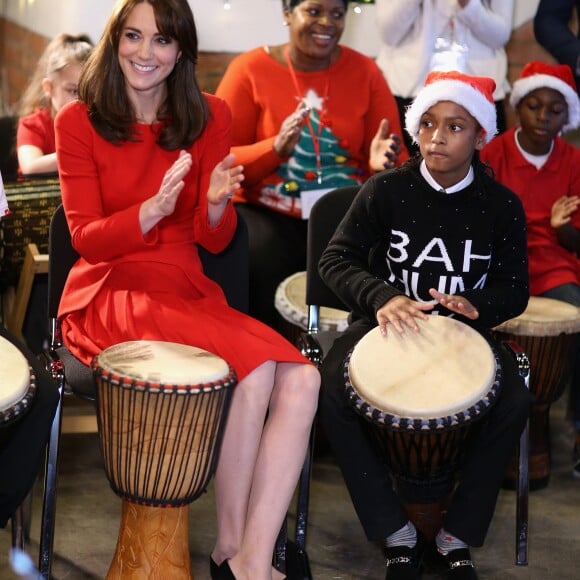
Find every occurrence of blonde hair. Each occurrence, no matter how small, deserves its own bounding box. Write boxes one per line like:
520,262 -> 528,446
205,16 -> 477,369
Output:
18,33 -> 93,117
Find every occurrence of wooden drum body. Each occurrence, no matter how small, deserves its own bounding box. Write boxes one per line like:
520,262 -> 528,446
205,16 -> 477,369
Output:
275,271 -> 348,344
345,317 -> 501,540
92,341 -> 236,580
493,296 -> 580,489
0,335 -> 36,436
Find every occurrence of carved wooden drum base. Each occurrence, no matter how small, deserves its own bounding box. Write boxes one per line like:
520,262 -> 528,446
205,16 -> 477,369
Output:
107,502 -> 192,580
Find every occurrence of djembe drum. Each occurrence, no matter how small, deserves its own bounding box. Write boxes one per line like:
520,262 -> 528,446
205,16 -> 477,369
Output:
344,317 -> 501,540
92,340 -> 236,580
275,271 -> 349,344
0,335 -> 36,431
493,296 -> 580,489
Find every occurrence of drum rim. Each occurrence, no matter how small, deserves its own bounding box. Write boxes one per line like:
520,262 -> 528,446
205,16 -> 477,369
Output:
275,271 -> 349,332
92,364 -> 237,394
493,296 -> 580,336
343,334 -> 503,432
0,367 -> 37,426
91,341 -> 237,393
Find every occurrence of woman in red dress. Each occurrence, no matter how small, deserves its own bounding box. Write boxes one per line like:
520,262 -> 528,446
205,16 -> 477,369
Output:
54,2 -> 319,579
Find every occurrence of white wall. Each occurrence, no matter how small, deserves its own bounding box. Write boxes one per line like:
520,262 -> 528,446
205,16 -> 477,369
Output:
1,0 -> 539,57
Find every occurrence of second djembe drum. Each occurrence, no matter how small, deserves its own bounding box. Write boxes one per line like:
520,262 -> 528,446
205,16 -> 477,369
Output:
344,317 -> 501,540
92,340 -> 236,580
275,271 -> 349,344
493,296 -> 580,489
0,335 -> 36,430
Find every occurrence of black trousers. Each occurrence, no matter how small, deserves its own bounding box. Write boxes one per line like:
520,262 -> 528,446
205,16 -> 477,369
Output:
0,326 -> 58,528
319,318 -> 533,547
234,203 -> 308,329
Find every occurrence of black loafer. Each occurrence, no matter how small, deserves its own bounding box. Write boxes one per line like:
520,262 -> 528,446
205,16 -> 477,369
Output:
384,532 -> 426,580
444,548 -> 478,579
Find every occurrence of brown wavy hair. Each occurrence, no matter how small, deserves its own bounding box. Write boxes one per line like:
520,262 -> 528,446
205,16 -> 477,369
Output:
78,0 -> 209,149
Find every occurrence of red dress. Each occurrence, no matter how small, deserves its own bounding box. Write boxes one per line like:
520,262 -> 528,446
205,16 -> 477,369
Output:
54,96 -> 309,380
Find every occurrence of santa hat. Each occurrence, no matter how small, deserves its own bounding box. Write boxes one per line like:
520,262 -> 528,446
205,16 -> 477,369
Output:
509,61 -> 580,133
405,70 -> 497,145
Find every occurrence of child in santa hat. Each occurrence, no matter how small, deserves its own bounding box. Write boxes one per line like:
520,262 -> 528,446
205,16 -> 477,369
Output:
318,70 -> 532,580
481,61 -> 580,481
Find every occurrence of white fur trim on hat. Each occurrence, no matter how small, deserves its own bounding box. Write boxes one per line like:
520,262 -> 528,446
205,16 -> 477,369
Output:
405,79 -> 497,145
510,74 -> 580,133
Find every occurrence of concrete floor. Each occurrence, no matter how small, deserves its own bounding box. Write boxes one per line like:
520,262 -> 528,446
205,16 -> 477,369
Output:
1,392 -> 579,580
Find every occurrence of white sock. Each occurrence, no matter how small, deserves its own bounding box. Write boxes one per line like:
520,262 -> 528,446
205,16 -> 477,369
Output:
436,528 -> 468,555
385,521 -> 417,548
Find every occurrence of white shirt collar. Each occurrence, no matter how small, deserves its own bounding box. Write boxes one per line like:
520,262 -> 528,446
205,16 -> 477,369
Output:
420,160 -> 474,193
514,127 -> 553,170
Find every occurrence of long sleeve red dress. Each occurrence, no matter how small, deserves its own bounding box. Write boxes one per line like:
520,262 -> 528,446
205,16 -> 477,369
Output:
54,95 -> 309,380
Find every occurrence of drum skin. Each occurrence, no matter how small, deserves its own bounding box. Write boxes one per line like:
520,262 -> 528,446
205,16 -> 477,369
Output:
493,296 -> 580,489
92,340 -> 236,580
0,334 -> 35,427
275,271 -> 349,343
346,317 -> 500,429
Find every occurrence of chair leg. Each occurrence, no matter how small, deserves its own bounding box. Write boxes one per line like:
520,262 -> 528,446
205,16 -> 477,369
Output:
38,380 -> 64,579
516,416 -> 530,566
502,340 -> 530,566
274,519 -> 288,575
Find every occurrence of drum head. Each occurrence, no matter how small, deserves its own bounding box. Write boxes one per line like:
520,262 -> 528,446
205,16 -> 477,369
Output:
275,271 -> 349,332
0,336 -> 31,410
348,317 -> 497,421
93,340 -> 231,390
493,296 -> 580,336
0,335 -> 33,423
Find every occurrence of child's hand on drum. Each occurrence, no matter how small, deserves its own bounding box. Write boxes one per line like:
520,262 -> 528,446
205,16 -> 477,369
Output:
428,289 -> 479,320
376,295 -> 433,336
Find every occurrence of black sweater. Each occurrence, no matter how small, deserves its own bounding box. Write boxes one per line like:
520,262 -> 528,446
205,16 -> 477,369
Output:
319,162 -> 529,331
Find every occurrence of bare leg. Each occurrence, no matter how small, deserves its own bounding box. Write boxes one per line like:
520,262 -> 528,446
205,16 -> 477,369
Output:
212,361 -> 319,580
212,362 -> 276,561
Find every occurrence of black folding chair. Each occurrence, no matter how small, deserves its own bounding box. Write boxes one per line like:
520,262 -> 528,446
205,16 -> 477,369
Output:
283,185 -> 530,576
38,204 -> 249,578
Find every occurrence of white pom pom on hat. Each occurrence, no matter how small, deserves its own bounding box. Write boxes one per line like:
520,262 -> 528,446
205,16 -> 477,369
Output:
405,70 -> 497,145
509,61 -> 580,133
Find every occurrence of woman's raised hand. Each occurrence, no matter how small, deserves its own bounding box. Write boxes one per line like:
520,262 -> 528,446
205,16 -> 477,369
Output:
369,118 -> 403,171
273,101 -> 311,157
139,150 -> 192,234
207,153 -> 244,206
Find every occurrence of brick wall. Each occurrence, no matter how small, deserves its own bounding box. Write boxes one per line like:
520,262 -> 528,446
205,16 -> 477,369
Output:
0,17 -> 238,113
0,14 -> 572,123
0,18 -> 51,113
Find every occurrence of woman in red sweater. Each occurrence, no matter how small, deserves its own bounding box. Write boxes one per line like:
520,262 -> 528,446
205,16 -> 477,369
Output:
216,0 -> 409,328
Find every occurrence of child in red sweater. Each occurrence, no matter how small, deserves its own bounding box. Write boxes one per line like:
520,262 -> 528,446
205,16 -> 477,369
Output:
481,60 -> 580,477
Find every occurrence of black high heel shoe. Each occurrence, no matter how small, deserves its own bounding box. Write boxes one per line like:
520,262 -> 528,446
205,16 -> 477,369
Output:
209,557 -> 236,580
209,556 -> 221,579
219,560 -> 236,579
